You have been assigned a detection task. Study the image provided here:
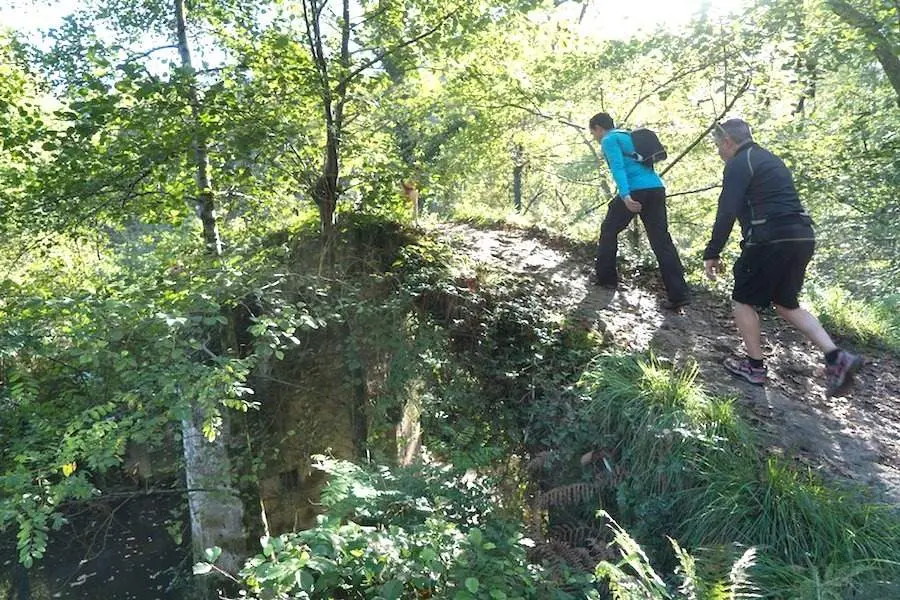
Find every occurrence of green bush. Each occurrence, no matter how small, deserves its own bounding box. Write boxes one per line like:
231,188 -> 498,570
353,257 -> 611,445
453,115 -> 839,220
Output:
208,456 -> 596,599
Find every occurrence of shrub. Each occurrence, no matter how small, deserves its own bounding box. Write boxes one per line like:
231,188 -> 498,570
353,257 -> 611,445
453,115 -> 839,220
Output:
205,457 -> 596,599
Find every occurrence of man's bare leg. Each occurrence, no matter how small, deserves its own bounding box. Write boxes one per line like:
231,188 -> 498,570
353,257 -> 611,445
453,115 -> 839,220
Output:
774,304 -> 838,353
733,301 -> 764,360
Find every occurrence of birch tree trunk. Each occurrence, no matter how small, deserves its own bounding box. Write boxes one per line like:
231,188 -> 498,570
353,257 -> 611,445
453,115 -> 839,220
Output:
174,0 -> 245,578
175,0 -> 222,255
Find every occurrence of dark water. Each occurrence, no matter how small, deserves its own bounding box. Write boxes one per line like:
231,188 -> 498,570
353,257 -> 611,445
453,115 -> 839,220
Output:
1,493 -> 192,600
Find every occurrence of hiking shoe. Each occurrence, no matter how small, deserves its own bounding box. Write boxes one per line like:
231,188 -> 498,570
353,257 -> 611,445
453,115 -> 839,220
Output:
723,357 -> 767,385
825,350 -> 863,397
662,297 -> 691,311
589,274 -> 617,289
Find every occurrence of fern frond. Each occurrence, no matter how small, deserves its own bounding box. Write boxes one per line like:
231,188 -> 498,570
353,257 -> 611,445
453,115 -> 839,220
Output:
595,510 -> 670,599
670,538 -> 698,600
531,539 -> 596,571
538,482 -> 596,508
729,546 -> 760,599
549,523 -> 605,548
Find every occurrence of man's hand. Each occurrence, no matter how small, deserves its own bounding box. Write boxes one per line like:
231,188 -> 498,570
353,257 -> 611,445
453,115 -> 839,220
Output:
704,258 -> 722,281
623,195 -> 642,213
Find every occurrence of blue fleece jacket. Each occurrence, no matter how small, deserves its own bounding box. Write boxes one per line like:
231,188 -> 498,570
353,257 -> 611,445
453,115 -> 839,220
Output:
600,129 -> 664,197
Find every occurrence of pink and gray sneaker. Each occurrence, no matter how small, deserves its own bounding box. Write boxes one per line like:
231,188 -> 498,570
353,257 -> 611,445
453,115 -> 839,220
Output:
723,356 -> 767,386
825,350 -> 863,397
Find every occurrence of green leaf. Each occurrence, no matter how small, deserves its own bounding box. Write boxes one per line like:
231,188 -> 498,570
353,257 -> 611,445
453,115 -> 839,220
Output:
203,546 -> 222,562
380,579 -> 404,600
420,547 -> 438,562
465,577 -> 480,593
468,528 -> 483,545
192,562 -> 213,575
297,569 -> 315,591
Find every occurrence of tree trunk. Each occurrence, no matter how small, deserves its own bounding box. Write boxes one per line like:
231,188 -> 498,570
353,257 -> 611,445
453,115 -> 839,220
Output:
304,0 -> 348,241
828,0 -> 900,104
174,0 -> 245,581
314,133 -> 339,238
181,411 -> 245,575
349,343 -> 369,461
12,561 -> 29,600
628,220 -> 641,255
513,165 -> 523,212
175,0 -> 222,254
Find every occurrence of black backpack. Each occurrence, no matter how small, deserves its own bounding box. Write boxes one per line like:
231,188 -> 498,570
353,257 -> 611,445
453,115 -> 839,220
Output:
628,128 -> 667,166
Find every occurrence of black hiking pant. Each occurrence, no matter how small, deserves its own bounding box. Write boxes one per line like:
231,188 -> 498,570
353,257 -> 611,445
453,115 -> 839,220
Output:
594,187 -> 690,302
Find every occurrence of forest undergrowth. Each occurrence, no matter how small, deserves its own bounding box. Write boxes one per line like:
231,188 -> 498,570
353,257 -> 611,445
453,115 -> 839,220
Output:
209,217 -> 900,600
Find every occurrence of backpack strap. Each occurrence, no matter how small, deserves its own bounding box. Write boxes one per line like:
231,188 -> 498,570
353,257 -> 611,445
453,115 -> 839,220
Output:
745,146 -> 760,224
613,129 -> 642,162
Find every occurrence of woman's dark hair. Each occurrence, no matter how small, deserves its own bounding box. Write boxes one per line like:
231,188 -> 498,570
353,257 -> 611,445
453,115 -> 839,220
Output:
589,112 -> 615,130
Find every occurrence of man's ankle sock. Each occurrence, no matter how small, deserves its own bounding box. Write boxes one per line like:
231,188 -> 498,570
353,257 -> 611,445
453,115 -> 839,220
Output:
825,349 -> 840,365
748,357 -> 764,369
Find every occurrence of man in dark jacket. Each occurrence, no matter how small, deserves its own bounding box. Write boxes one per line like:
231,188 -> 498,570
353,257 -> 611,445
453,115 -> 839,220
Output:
704,118 -> 861,396
589,112 -> 690,310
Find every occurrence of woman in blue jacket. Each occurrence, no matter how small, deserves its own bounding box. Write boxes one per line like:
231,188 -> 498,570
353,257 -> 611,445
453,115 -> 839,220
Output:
588,112 -> 690,309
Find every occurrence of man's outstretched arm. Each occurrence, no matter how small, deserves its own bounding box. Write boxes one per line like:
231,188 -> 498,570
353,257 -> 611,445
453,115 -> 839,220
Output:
703,159 -> 751,261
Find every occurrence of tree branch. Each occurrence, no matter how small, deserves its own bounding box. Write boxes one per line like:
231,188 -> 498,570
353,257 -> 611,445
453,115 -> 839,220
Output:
570,77 -> 748,224
621,62 -> 715,124
118,44 -> 179,67
302,0 -> 329,93
485,89 -> 610,191
659,77 -> 750,177
62,487 -> 232,503
338,4 -> 464,88
666,183 -> 721,198
521,188 -> 545,215
827,0 -> 900,103
490,100 -> 584,130
529,165 -> 602,187
334,0 -> 351,129
347,2 -> 392,31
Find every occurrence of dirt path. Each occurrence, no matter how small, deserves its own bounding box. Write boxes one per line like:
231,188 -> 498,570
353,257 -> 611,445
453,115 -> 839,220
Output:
436,223 -> 900,504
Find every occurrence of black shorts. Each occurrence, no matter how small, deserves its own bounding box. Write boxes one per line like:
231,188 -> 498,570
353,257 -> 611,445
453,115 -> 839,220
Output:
732,240 -> 815,309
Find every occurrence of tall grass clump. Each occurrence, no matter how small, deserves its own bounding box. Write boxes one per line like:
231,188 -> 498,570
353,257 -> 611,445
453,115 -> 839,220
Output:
575,354 -> 900,598
807,285 -> 900,352
579,355 -> 753,503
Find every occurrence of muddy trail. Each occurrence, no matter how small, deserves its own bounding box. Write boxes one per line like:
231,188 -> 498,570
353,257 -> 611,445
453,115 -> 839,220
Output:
436,223 -> 900,505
